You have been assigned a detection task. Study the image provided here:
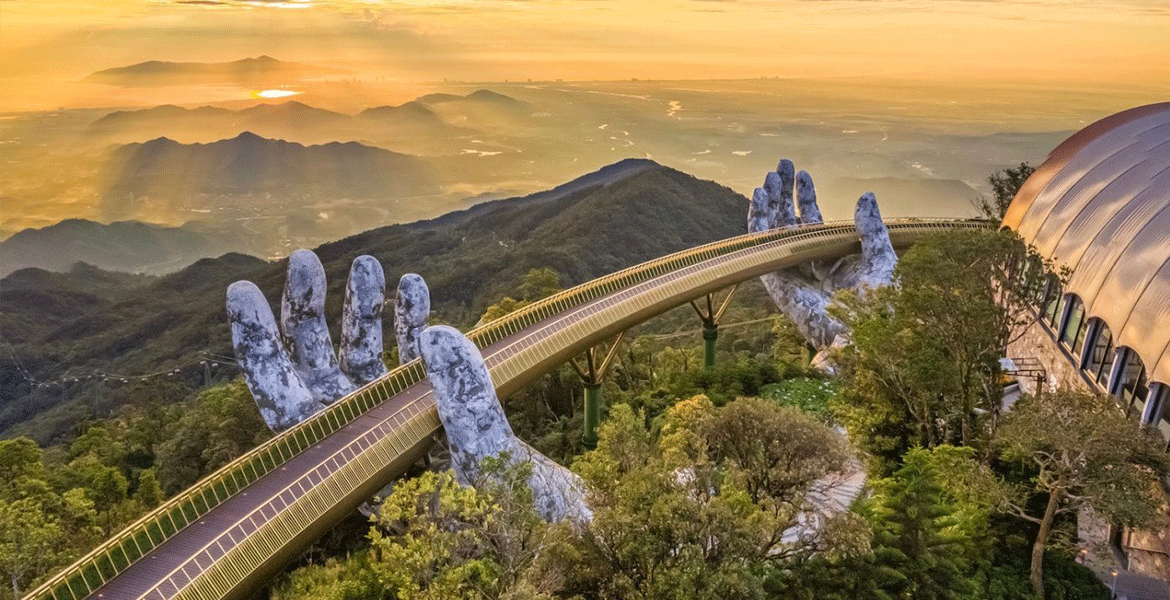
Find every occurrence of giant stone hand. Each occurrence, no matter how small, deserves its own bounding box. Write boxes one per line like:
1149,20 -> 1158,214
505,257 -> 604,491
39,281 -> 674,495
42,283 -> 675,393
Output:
749,159 -> 897,359
228,253 -> 590,522
227,250 -> 412,432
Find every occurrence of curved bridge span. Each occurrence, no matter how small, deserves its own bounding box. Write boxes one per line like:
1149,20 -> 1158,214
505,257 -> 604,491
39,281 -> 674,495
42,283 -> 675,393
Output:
28,218 -> 990,600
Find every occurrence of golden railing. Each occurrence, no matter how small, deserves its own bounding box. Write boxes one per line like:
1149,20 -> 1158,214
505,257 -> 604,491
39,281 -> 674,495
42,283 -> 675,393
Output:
25,218 -> 991,600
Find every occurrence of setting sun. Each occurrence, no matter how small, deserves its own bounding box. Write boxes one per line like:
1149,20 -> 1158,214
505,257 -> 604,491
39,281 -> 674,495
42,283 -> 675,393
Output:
252,89 -> 303,99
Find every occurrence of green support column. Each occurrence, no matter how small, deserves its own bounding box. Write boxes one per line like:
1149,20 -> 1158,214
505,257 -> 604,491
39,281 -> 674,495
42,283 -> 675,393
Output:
583,383 -> 602,449
691,285 -> 738,371
703,322 -> 719,369
572,334 -> 624,450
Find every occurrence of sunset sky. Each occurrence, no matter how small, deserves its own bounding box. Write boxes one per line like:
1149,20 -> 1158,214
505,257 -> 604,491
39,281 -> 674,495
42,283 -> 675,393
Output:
2,0 -> 1167,112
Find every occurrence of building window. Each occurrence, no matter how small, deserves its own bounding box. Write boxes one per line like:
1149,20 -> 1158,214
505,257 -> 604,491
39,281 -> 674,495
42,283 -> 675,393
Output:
1042,276 -> 1062,326
1115,348 -> 1149,416
1085,321 -> 1115,388
1059,296 -> 1086,353
1148,384 -> 1170,448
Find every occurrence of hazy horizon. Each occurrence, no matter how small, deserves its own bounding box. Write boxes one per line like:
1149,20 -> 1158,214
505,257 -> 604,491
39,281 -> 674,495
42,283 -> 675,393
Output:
3,0 -> 1168,113
2,0 -> 1166,274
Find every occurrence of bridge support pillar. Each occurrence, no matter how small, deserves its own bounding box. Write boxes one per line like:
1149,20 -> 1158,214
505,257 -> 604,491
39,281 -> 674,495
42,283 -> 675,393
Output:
690,284 -> 739,369
583,383 -> 602,449
570,332 -> 625,450
702,323 -> 719,369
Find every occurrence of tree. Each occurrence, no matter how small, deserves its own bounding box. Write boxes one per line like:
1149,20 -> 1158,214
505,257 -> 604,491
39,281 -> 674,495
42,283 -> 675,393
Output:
765,446 -> 994,600
478,269 -> 564,325
479,296 -> 529,324
0,438 -> 45,500
995,389 -> 1170,597
154,380 -> 270,494
834,229 -> 1053,462
366,455 -> 558,600
870,448 -> 981,600
704,397 -> 850,510
0,496 -> 66,600
975,162 -> 1034,221
0,461 -> 99,600
556,398 -> 865,599
517,268 -> 562,302
561,403 -> 766,599
133,469 -> 163,510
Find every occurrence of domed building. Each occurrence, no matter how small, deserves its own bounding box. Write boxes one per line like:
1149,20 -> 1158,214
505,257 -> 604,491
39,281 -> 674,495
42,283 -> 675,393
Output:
1003,101 -> 1170,581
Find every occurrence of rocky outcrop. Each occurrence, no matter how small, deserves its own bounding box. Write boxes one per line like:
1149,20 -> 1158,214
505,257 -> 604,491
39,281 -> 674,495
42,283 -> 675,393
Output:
419,325 -> 592,523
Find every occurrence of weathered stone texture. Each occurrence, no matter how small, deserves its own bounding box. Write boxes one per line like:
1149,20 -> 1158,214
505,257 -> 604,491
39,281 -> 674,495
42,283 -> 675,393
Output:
339,255 -> 388,385
749,160 -> 899,354
796,170 -> 823,225
395,273 -> 430,364
281,249 -> 355,404
419,325 -> 592,523
227,280 -> 321,431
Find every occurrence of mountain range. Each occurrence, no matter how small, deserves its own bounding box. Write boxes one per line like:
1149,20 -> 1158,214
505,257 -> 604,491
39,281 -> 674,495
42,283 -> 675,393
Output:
86,91 -> 520,145
0,161 -> 749,442
84,55 -> 339,87
100,132 -> 440,219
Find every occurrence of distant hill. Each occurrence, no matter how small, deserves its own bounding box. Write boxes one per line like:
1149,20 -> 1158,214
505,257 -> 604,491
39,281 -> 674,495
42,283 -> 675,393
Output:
1,161 -> 748,442
356,101 -> 450,129
420,89 -> 528,108
0,219 -> 251,277
101,132 -> 440,218
1,263 -> 156,346
420,158 -> 659,229
414,89 -> 534,126
84,55 -> 338,87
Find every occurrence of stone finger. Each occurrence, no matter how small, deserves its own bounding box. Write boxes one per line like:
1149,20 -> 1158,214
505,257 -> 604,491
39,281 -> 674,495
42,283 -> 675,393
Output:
748,187 -> 773,234
418,325 -> 514,481
419,325 -> 591,522
773,160 -> 798,227
339,255 -> 388,385
796,170 -> 824,224
281,249 -> 356,404
853,192 -> 897,288
227,281 -> 320,432
395,273 -> 431,364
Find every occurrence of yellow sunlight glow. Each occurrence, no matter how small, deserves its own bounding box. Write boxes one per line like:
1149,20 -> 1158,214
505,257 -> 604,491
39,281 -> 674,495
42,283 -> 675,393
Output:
253,89 -> 303,99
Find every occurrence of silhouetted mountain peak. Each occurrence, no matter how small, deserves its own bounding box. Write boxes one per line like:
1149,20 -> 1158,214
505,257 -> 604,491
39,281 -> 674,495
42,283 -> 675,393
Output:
232,130 -> 268,143
415,92 -> 464,104
357,101 -> 441,121
466,89 -> 527,106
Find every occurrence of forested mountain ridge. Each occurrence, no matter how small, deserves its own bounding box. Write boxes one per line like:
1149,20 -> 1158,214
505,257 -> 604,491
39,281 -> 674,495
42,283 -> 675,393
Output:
0,162 -> 748,442
0,219 -> 250,277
